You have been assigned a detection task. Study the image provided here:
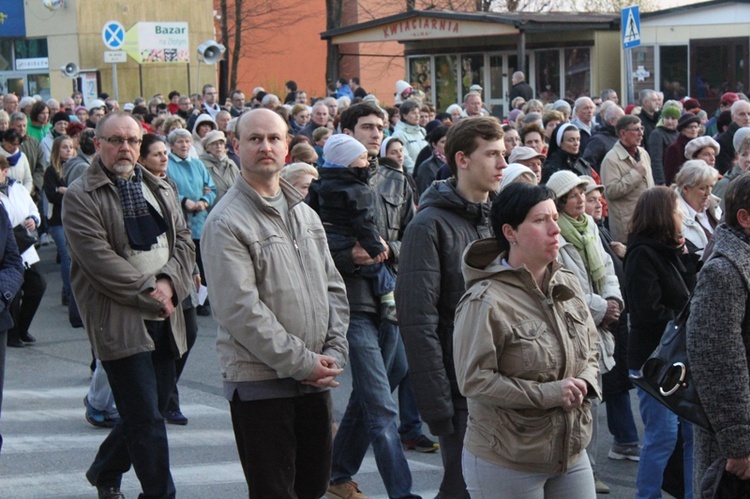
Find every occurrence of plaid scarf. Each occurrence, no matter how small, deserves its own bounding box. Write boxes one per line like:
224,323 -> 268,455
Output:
100,161 -> 167,251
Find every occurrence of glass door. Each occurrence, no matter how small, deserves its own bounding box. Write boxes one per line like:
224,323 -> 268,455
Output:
0,72 -> 26,97
488,53 -> 529,120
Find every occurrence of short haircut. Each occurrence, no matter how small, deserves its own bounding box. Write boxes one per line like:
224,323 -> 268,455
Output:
616,115 -> 641,134
202,84 -> 216,96
230,89 -> 244,100
399,100 -> 420,116
444,116 -> 503,177
491,183 -> 555,253
732,100 -> 750,117
724,172 -> 750,229
675,160 -> 719,189
0,110 -> 9,123
261,94 -> 280,107
573,96 -> 594,112
639,89 -> 655,104
601,88 -> 617,101
427,125 -> 449,146
522,99 -> 544,114
602,102 -> 624,124
281,162 -> 318,184
522,111 -> 542,125
543,110 -> 564,128
29,101 -> 49,122
463,92 -> 481,104
291,104 -> 308,117
313,126 -> 332,142
163,115 -> 186,133
140,133 -> 167,162
1,128 -> 21,144
167,127 -> 191,145
9,111 -> 25,123
520,123 -> 545,143
739,135 -> 750,155
350,77 -> 360,86
340,103 -> 385,134
290,143 -> 318,164
168,90 -> 180,100
94,112 -> 142,137
628,186 -> 680,247
286,80 -> 297,92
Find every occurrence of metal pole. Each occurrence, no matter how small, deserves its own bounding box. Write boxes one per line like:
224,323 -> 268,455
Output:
112,63 -> 119,102
626,48 -> 634,105
196,60 -> 201,96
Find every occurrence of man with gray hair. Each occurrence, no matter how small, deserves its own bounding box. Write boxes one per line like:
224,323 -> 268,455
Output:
9,112 -> 44,200
583,102 -> 625,172
601,88 -> 619,104
572,96 -> 596,154
261,93 -> 281,109
509,70 -> 533,101
3,94 -> 18,115
637,89 -> 660,156
462,92 -> 485,118
299,101 -> 330,142
323,97 -> 339,121
716,99 -> 750,174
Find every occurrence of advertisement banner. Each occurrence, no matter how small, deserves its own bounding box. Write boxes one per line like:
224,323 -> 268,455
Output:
0,0 -> 26,38
123,22 -> 190,64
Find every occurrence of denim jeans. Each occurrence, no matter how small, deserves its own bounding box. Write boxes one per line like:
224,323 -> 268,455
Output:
331,312 -> 420,498
631,370 -> 693,499
605,390 -> 640,446
87,321 -> 177,498
388,332 -> 423,440
48,225 -> 70,296
88,360 -> 116,413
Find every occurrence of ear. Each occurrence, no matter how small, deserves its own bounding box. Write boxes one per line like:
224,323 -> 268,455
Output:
342,129 -> 353,137
455,150 -> 468,171
502,223 -> 516,244
737,209 -> 750,232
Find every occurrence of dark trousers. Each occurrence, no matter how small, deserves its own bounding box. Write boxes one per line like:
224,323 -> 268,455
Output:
87,320 -> 177,499
0,329 -> 6,454
166,303 -> 198,413
8,264 -> 46,343
438,406 -> 470,498
229,390 -> 333,499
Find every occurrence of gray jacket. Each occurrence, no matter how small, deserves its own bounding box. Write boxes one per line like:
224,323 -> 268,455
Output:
201,176 -> 349,383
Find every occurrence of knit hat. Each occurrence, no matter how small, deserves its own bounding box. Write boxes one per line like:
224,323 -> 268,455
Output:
202,130 -> 226,149
498,163 -> 537,192
552,99 -> 571,113
580,175 -> 604,195
734,126 -> 750,152
322,134 -> 367,168
507,109 -> 522,124
661,105 -> 681,120
424,119 -> 442,135
684,136 -> 720,159
546,170 -> 589,199
676,113 -> 701,132
74,105 -> 87,115
683,98 -> 701,114
123,103 -> 135,112
508,146 -> 546,163
51,111 -> 70,125
469,84 -> 483,93
721,92 -> 740,106
87,99 -> 106,112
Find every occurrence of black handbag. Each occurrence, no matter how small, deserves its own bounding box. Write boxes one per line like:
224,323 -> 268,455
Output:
13,224 -> 37,254
630,284 -> 712,432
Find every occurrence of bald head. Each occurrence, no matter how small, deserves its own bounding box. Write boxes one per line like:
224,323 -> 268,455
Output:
235,109 -> 289,188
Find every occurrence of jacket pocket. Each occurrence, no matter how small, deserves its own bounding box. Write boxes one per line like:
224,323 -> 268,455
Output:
512,320 -> 559,373
563,308 -> 591,361
569,400 -> 593,456
491,408 -> 557,465
380,192 -> 406,233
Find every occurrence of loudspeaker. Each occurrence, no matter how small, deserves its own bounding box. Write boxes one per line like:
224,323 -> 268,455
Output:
61,62 -> 79,78
197,41 -> 225,65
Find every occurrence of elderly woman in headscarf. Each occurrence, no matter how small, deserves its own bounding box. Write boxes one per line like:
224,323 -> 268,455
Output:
199,130 -> 239,203
541,123 -> 597,184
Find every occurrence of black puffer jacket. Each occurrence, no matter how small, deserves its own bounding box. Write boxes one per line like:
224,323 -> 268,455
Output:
331,159 -> 415,315
582,123 -> 619,173
395,179 -> 492,435
541,149 -> 593,184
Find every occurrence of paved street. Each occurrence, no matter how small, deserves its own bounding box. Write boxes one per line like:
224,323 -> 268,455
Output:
0,245 -> 656,498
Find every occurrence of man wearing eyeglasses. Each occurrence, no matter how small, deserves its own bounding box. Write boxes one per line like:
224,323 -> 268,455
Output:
62,112 -> 195,499
601,114 -> 654,243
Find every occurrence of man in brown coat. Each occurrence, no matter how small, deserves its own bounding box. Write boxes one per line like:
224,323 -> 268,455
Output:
62,112 -> 195,499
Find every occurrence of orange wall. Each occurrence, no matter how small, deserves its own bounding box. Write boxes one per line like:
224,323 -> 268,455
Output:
221,0 -> 406,105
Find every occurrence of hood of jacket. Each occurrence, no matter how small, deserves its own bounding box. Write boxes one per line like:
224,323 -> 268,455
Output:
192,113 -> 217,138
418,179 -> 492,226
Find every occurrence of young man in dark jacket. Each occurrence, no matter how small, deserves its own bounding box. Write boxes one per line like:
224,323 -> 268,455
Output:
395,116 -> 506,498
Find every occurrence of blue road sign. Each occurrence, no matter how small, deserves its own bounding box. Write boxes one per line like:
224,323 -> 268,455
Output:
622,6 -> 641,49
102,21 -> 125,50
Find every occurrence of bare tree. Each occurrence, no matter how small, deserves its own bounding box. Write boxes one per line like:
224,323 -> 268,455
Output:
574,0 -> 657,12
217,0 -> 307,91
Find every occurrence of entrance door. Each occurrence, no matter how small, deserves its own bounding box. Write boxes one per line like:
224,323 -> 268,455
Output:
488,53 -> 529,120
690,37 -> 749,115
0,73 -> 26,96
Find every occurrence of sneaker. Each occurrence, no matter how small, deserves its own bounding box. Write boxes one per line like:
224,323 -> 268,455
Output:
84,396 -> 118,428
164,410 -> 188,425
39,233 -> 53,246
608,443 -> 641,462
381,303 -> 398,325
401,434 -> 439,453
326,481 -> 368,499
594,475 -> 611,494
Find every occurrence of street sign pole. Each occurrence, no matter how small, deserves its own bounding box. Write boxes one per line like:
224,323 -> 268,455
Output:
621,6 -> 641,106
112,63 -> 118,102
102,20 -> 125,103
626,49 -> 634,105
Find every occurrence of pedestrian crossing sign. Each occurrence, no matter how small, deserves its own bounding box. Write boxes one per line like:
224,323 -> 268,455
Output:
622,6 -> 641,49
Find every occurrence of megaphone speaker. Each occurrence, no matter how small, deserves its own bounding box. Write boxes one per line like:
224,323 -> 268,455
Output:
197,41 -> 226,65
61,62 -> 79,78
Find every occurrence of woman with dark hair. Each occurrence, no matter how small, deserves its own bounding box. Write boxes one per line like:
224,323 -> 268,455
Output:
502,124 -> 521,161
625,186 -> 700,499
289,104 -> 310,135
454,182 -> 600,498
139,133 -> 200,426
0,129 -> 33,193
413,125 -> 449,195
26,101 -> 50,143
664,113 -> 701,185
541,123 -> 596,184
520,122 -> 546,155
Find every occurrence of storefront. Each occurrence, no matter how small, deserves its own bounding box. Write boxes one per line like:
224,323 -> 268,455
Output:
322,10 -> 621,116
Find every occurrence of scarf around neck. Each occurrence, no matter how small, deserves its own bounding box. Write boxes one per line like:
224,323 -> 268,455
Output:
558,212 -> 607,294
100,160 -> 168,251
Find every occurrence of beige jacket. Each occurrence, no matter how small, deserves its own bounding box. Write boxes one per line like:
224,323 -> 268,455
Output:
63,159 -> 195,361
453,238 -> 601,474
201,176 -> 349,383
601,141 -> 654,243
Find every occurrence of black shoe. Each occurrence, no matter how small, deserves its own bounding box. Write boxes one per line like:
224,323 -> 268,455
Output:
7,337 -> 24,348
196,304 -> 211,316
62,292 -> 70,306
96,485 -> 125,499
20,332 -> 36,343
164,410 -> 188,425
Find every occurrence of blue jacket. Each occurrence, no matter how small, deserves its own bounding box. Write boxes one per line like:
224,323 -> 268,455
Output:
167,152 -> 217,239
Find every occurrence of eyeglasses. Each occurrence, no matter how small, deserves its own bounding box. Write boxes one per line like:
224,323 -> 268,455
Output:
625,126 -> 644,133
99,136 -> 142,147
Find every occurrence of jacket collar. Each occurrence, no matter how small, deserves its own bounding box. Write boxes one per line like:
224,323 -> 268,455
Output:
234,174 -> 304,212
84,157 -> 167,194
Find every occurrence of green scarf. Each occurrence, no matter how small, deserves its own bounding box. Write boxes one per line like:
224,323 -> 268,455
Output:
558,212 -> 607,294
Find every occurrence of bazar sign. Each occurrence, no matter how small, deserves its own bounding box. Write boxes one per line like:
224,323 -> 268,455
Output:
382,18 -> 460,39
122,22 -> 190,64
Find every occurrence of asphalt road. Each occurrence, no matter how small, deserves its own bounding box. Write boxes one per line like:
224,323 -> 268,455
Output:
0,244 -> 661,498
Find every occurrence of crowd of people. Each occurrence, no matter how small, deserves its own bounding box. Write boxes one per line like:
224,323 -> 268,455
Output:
0,72 -> 749,499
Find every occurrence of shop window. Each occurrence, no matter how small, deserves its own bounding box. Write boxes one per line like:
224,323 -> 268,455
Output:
435,55 -> 458,112
631,46 -> 656,96
28,73 -> 51,101
461,53 -> 484,97
0,41 -> 12,71
564,48 -> 590,100
660,45 -> 687,101
408,57 -> 431,98
535,50 -> 560,103
14,39 -> 48,60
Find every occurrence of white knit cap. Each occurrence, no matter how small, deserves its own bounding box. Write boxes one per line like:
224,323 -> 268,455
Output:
498,163 -> 537,192
322,134 -> 367,168
546,170 -> 589,199
734,126 -> 750,153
